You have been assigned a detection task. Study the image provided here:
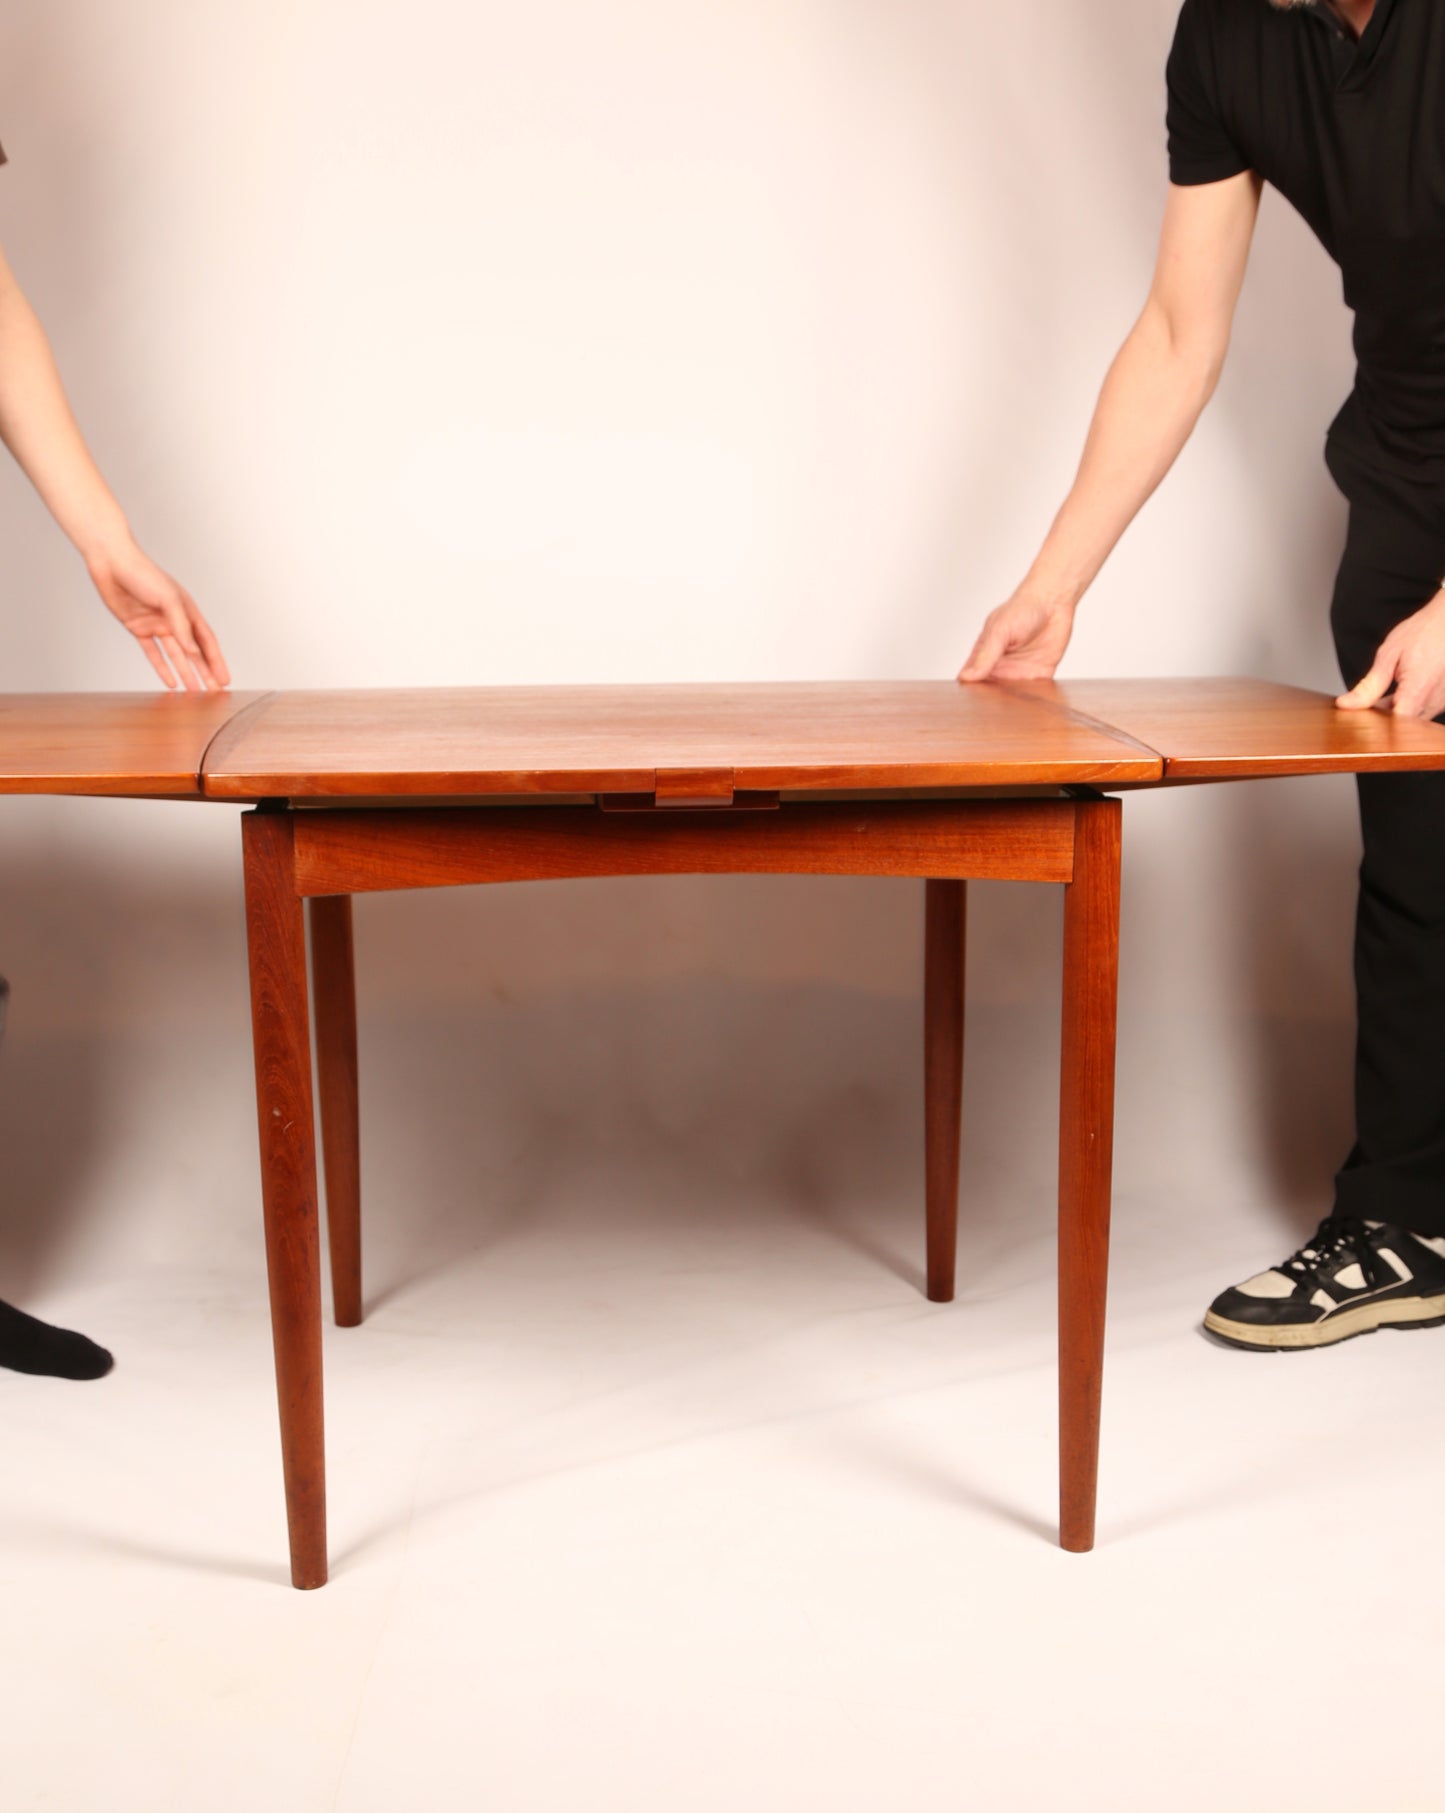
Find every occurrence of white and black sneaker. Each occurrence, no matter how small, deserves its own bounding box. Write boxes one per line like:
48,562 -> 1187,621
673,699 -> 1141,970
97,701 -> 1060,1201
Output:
1204,1215 -> 1445,1352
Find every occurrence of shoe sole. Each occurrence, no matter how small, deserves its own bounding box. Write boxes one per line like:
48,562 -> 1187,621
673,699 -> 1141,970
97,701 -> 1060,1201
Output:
1204,1292 -> 1445,1352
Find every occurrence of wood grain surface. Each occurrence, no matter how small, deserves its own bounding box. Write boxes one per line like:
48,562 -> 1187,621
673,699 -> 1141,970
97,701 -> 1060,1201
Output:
1015,677 -> 1445,780
0,681 -> 1442,800
243,809 -> 327,1590
198,683 -> 1165,799
0,690 -> 269,796
289,800 -> 1079,896
1057,796 -> 1122,1556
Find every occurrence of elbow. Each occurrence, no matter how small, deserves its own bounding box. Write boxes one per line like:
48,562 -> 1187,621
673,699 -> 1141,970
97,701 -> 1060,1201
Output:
1184,340 -> 1228,414
1139,301 -> 1230,412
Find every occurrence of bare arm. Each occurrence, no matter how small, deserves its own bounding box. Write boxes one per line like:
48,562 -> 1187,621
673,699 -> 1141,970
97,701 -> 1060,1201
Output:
0,238 -> 228,690
960,171 -> 1263,682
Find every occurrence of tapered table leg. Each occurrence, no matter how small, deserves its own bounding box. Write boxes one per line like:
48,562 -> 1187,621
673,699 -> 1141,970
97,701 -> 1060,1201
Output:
1058,797 -> 1122,1554
244,809 -> 328,1590
925,879 -> 967,1303
309,896 -> 362,1328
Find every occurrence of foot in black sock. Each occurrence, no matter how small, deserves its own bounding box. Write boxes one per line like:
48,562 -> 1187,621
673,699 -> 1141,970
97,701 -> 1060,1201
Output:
0,1298 -> 113,1380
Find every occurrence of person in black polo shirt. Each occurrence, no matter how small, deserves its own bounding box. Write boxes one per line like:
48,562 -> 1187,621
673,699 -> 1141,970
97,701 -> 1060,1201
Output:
0,134 -> 229,1378
961,0 -> 1445,1350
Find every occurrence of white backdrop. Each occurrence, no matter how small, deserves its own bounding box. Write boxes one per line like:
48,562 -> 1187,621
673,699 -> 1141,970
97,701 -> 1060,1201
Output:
11,7 -> 1439,1810
0,0 -> 1362,1298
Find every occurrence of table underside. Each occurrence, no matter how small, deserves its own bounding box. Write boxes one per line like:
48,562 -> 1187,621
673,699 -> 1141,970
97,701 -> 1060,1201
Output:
244,791 -> 1120,1586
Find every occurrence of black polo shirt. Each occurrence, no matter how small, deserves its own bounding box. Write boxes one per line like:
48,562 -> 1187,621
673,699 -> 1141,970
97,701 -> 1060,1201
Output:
1166,0 -> 1445,489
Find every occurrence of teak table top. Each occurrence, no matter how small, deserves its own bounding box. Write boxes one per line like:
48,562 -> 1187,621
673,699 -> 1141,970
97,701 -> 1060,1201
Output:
1016,678 -> 1445,781
0,690 -> 268,797
200,683 -> 1158,799
0,679 -> 1442,800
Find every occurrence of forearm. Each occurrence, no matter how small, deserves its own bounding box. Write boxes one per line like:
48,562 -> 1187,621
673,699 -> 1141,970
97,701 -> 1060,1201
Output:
1021,301 -> 1224,612
0,253 -> 131,561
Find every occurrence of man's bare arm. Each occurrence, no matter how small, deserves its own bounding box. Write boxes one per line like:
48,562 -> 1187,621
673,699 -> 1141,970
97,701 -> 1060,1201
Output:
0,239 -> 228,690
960,171 -> 1263,683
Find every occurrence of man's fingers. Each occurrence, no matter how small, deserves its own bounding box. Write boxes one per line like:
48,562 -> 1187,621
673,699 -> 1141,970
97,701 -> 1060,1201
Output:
139,637 -> 179,690
158,633 -> 204,692
1336,655 -> 1398,711
183,591 -> 232,688
95,558 -> 229,692
159,593 -> 203,659
158,596 -> 225,689
959,622 -> 1009,684
128,614 -> 215,690
1389,675 -> 1445,721
131,580 -> 211,681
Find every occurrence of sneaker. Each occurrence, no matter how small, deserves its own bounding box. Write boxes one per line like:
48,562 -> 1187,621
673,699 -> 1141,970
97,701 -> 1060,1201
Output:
1204,1215 -> 1445,1352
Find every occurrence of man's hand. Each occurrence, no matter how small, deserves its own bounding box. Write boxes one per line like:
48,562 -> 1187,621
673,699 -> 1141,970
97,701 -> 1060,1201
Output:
0,244 -> 231,692
958,591 -> 1076,684
85,538 -> 230,692
1336,588 -> 1445,721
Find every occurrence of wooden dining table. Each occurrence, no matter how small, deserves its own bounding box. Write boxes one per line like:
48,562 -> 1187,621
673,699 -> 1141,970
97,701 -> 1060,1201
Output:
5,677 -> 1445,1590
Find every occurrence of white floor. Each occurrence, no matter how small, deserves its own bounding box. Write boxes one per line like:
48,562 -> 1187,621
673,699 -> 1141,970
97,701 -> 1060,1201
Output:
5,1130 -> 1443,1810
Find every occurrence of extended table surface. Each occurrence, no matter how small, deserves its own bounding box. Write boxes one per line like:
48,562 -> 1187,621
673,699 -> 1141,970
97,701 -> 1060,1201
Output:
1,678 -> 1443,800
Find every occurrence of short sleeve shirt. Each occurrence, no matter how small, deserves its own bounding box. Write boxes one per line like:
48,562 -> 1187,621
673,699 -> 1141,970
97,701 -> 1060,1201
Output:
1163,0 -> 1445,482
1167,3 -> 1251,189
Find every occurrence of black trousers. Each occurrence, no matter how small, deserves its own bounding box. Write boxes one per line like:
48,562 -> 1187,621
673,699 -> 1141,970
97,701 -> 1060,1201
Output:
1327,437 -> 1445,1237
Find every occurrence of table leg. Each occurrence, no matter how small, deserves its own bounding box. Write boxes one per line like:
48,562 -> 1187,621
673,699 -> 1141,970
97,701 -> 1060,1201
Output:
309,896 -> 362,1328
924,879 -> 966,1303
1057,796 -> 1122,1554
243,810 -> 328,1590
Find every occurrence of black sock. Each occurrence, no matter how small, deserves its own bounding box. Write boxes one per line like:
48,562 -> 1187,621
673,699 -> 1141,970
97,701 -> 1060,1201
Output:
0,1298 -> 113,1380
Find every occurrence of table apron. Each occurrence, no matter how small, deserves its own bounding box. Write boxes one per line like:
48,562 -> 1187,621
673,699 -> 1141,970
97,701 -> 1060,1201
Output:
287,799 -> 1077,896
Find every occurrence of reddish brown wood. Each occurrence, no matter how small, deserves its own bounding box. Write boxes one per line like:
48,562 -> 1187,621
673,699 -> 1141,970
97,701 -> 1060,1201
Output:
291,800 -> 1079,897
0,690 -> 268,796
1057,796 -> 1122,1554
199,682 -> 1163,800
308,896 -> 362,1329
924,880 -> 966,1303
196,690 -> 281,778
243,809 -> 327,1589
5,679 -> 1443,801
1016,677 -> 1445,780
654,766 -> 736,806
